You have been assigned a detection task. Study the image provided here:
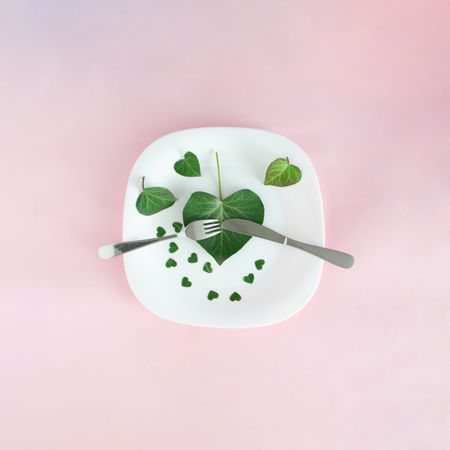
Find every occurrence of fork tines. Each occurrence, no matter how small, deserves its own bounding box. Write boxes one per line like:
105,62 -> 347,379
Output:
204,220 -> 220,234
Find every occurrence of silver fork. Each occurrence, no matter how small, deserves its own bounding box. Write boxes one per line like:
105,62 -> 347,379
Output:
98,219 -> 221,259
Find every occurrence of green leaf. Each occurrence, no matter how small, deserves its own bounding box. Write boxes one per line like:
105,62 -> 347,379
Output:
156,226 -> 166,237
202,262 -> 213,273
181,276 -> 192,287
243,273 -> 254,284
174,151 -> 201,177
207,290 -> 219,300
165,258 -> 177,268
168,242 -> 179,253
188,253 -> 198,263
264,157 -> 301,187
172,222 -> 183,233
183,189 -> 265,265
229,292 -> 241,302
255,259 -> 265,270
136,186 -> 177,216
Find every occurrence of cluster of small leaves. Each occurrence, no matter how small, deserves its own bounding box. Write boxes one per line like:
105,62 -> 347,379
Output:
163,236 -> 267,302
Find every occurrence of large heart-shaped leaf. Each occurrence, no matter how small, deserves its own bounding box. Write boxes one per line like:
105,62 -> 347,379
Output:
183,189 -> 264,265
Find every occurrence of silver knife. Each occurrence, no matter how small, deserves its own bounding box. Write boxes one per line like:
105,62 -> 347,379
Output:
222,219 -> 354,269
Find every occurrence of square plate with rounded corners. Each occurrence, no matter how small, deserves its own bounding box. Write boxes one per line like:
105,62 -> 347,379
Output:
123,127 -> 324,328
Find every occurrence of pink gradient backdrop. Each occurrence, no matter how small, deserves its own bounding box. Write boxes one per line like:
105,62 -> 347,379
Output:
1,0 -> 449,449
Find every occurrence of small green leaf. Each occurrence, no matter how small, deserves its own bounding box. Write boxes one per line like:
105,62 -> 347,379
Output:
174,151 -> 201,177
202,262 -> 213,273
168,242 -> 179,253
188,253 -> 198,263
172,222 -> 183,233
255,259 -> 265,270
243,273 -> 254,284
165,258 -> 177,268
264,157 -> 301,187
156,226 -> 166,237
181,276 -> 192,287
207,290 -> 219,300
229,292 -> 241,302
136,181 -> 177,216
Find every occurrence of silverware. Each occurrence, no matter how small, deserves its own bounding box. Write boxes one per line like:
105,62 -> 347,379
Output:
98,219 -> 221,259
222,219 -> 354,269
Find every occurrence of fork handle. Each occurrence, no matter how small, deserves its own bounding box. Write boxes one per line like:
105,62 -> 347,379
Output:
98,234 -> 177,259
285,238 -> 354,269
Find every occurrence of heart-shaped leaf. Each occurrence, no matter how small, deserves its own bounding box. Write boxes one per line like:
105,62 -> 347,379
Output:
165,258 -> 177,268
243,273 -> 254,284
156,226 -> 166,237
174,151 -> 201,177
136,179 -> 177,216
172,222 -> 183,233
188,253 -> 198,263
207,290 -> 219,300
202,262 -> 213,273
183,189 -> 264,265
264,157 -> 301,187
229,292 -> 241,302
181,276 -> 192,287
255,259 -> 265,270
168,242 -> 179,253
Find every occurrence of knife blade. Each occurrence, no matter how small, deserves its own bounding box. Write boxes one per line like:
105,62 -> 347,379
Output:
222,218 -> 354,269
222,219 -> 287,245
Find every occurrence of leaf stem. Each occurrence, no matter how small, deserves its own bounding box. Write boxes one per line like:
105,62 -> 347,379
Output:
141,176 -> 145,190
215,152 -> 223,201
286,157 -> 290,164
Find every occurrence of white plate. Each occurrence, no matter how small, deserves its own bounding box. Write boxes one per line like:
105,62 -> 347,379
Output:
123,127 -> 324,328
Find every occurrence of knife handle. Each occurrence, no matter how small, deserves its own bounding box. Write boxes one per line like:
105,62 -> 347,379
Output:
285,238 -> 354,269
98,234 -> 177,259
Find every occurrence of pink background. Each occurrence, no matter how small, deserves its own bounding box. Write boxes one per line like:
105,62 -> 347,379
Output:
1,0 -> 449,449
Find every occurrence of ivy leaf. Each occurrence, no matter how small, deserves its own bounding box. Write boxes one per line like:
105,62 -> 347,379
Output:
165,258 -> 177,268
136,178 -> 177,216
207,290 -> 219,300
255,259 -> 265,270
181,276 -> 192,287
156,226 -> 166,237
188,253 -> 198,263
264,157 -> 301,187
174,151 -> 201,177
172,222 -> 183,233
202,262 -> 213,273
230,292 -> 241,302
183,189 -> 264,265
243,273 -> 255,284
